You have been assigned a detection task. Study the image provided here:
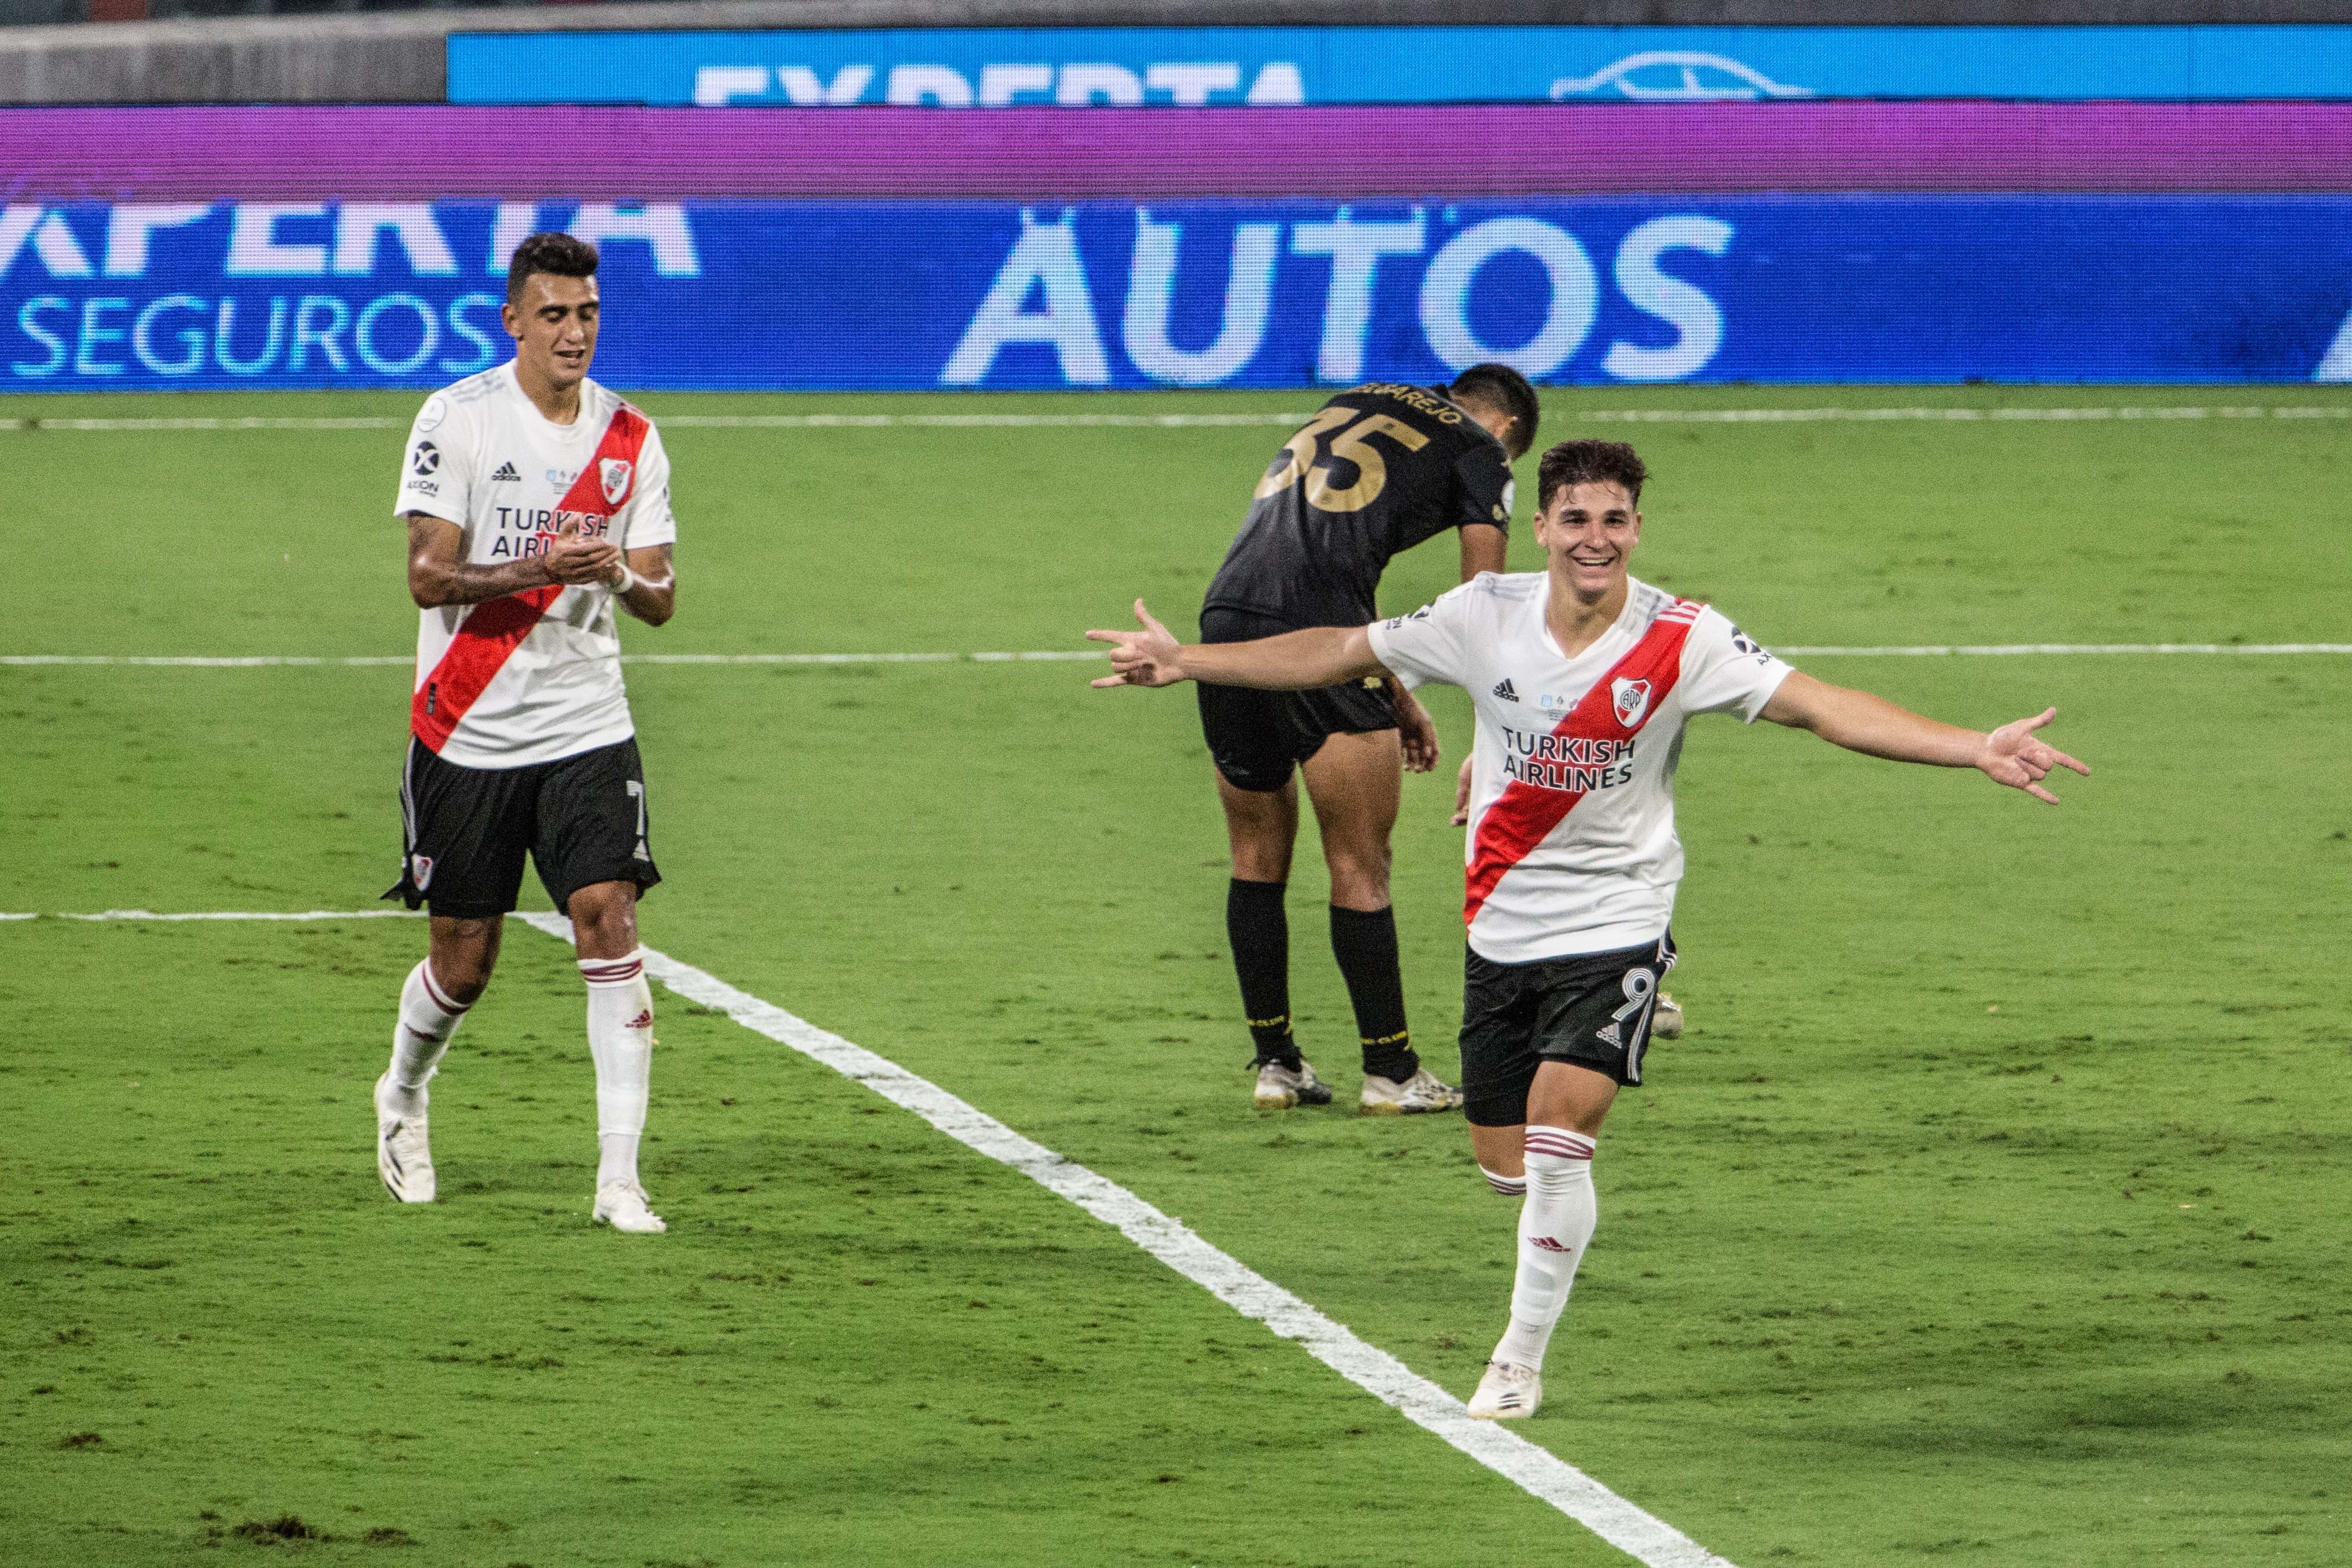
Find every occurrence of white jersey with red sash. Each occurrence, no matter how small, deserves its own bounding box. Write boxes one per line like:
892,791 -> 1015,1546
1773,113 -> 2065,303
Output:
1367,572 -> 1794,963
393,363 -> 678,770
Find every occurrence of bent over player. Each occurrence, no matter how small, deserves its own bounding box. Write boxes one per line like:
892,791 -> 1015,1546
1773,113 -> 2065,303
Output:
376,232 -> 679,1235
1201,366 -> 1538,1116
1090,439 -> 2088,1418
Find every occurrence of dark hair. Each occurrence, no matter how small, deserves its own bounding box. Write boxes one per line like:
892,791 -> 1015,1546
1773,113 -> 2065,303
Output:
1449,363 -> 1540,459
1537,440 -> 1648,511
505,231 -> 600,307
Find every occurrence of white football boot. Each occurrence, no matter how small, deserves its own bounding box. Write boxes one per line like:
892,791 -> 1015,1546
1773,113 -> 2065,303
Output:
1359,1067 -> 1464,1116
374,1071 -> 436,1203
593,1181 -> 668,1235
1651,992 -> 1685,1040
1466,1360 -> 1543,1420
1254,1058 -> 1333,1110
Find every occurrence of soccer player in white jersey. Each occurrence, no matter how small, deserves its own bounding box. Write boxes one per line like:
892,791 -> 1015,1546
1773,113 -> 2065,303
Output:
376,231 -> 679,1235
1088,439 -> 2088,1419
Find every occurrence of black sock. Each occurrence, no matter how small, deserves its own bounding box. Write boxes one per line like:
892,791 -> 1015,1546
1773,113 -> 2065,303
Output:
1330,904 -> 1416,1081
1227,879 -> 1298,1068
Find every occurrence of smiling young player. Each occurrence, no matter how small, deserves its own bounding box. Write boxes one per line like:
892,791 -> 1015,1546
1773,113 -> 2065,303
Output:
1088,439 -> 2088,1419
377,231 -> 680,1235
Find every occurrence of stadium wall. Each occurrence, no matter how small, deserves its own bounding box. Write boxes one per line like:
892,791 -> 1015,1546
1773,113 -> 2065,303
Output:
6,103 -> 2352,391
15,0 -> 2352,105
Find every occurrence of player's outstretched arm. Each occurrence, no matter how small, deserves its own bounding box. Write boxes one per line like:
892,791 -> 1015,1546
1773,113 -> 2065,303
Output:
1086,599 -> 1387,691
1759,671 -> 2090,804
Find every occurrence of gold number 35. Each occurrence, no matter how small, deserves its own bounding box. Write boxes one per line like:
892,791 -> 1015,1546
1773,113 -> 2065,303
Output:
1254,408 -> 1432,514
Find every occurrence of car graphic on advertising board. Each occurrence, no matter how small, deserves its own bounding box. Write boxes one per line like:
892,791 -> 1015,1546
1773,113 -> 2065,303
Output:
1548,51 -> 1817,102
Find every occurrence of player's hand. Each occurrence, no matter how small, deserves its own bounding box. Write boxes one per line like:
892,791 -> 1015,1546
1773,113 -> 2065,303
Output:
1450,754 -> 1474,825
538,516 -> 624,586
1394,687 -> 1440,774
1975,708 -> 2090,804
1086,600 -> 1188,688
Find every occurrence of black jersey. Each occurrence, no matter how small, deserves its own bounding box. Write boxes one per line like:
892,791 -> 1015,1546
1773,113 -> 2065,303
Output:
1202,383 -> 1514,630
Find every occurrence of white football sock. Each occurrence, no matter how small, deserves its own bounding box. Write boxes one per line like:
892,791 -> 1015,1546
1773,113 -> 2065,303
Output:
580,949 -> 654,1191
388,960 -> 469,1110
1492,1126 -> 1598,1372
1479,1165 -> 1527,1198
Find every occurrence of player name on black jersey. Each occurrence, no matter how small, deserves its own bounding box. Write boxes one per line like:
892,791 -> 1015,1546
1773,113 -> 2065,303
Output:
1204,383 -> 1514,632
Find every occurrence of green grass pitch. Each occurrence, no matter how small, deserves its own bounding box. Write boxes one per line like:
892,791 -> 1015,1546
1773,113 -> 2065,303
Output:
3,384 -> 2349,1567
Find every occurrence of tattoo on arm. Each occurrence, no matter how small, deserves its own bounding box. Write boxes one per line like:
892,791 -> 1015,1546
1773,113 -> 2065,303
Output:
405,514 -> 547,608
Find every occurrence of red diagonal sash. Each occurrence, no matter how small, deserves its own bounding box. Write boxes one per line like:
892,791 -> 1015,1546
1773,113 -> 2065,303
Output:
1463,602 -> 1701,928
410,403 -> 649,753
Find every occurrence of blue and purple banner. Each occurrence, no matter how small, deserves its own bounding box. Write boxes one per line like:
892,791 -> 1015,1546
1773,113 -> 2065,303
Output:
7,197 -> 2352,392
448,25 -> 2352,108
12,104 -> 2352,203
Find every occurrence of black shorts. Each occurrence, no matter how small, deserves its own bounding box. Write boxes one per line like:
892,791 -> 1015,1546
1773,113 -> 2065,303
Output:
1459,933 -> 1679,1126
1195,607 -> 1397,793
384,736 -> 661,920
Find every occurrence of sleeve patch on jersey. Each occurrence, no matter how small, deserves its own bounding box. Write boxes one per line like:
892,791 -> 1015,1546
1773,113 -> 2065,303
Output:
415,395 -> 447,434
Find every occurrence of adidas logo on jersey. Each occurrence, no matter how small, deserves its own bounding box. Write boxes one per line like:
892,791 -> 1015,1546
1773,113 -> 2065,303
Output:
1492,678 -> 1519,702
489,461 -> 521,482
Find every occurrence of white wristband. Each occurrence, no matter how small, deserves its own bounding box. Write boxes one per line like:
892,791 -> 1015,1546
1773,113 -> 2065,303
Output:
613,567 -> 639,596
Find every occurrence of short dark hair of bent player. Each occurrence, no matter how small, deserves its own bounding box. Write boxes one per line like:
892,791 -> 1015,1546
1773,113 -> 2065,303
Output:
1537,439 -> 1646,508
506,230 -> 600,307
1449,363 -> 1542,461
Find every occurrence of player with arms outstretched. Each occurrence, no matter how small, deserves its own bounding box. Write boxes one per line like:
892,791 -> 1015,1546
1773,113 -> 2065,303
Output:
1090,440 -> 2088,1418
1202,366 -> 1538,1116
376,232 -> 679,1235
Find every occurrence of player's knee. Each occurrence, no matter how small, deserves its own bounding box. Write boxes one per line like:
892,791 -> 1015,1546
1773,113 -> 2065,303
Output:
1223,811 -> 1296,881
428,932 -> 499,1004
1323,851 -> 1392,908
567,882 -> 640,954
1230,842 -> 1294,882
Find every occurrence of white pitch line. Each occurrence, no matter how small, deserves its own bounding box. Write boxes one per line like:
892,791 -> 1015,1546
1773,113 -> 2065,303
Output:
1576,404 -> 2352,425
0,415 -> 407,432
665,411 -> 1322,429
1,654 -> 415,667
507,910 -> 1735,1568
8,404 -> 2352,435
41,908 -> 425,921
24,899 -> 1741,1563
0,651 -> 1107,668
6,643 -> 2349,670
1777,642 -> 2352,656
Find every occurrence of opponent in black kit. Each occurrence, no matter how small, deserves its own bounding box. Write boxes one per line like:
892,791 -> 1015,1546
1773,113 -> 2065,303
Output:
1199,366 -> 1538,1114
